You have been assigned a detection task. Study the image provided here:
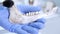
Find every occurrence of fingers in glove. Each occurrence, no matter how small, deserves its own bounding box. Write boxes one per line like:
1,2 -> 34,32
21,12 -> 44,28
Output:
35,18 -> 46,24
22,25 -> 39,34
28,22 -> 45,29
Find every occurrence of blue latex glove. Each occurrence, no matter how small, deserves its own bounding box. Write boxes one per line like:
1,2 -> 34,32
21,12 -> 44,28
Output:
0,5 -> 46,34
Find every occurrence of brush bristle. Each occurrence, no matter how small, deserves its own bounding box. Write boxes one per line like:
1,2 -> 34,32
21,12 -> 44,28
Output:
3,0 -> 14,8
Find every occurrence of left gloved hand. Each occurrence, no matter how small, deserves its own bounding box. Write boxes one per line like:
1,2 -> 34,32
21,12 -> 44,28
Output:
0,3 -> 46,34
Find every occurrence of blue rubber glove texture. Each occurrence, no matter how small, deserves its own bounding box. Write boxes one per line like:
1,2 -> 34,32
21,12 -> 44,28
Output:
0,5 -> 45,34
28,18 -> 46,29
16,5 -> 41,14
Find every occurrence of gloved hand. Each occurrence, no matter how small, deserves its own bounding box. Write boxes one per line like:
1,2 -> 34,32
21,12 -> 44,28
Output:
0,5 -> 45,34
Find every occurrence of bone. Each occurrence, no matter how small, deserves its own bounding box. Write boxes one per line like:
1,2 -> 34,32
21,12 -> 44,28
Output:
9,5 -> 45,24
9,1 -> 58,24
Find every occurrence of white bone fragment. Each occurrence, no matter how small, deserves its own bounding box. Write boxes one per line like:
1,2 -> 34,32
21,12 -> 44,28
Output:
9,5 -> 46,24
